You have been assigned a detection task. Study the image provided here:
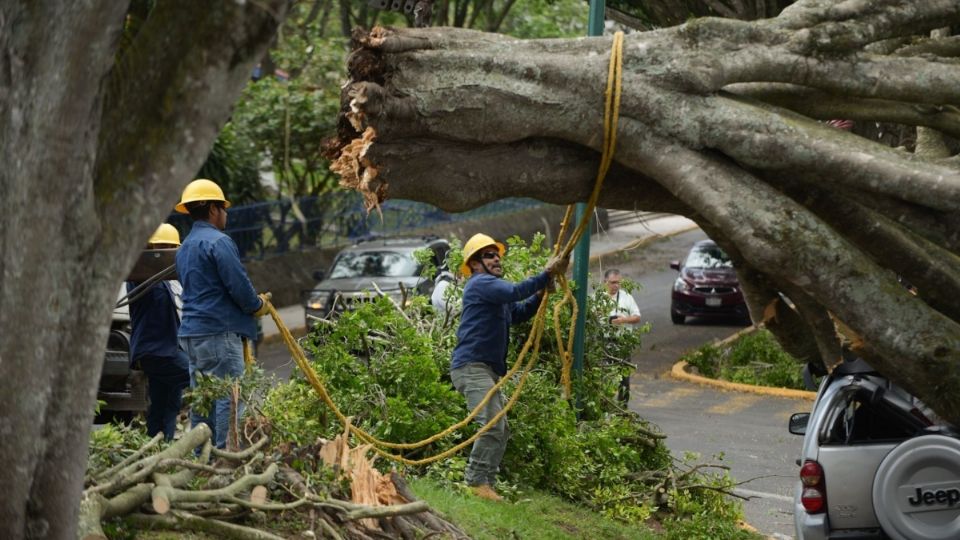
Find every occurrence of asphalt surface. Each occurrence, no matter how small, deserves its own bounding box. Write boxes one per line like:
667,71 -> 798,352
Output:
609,228 -> 804,539
258,227 -> 806,539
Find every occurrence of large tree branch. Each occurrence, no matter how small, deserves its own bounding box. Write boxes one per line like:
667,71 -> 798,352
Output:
802,188 -> 960,322
343,50 -> 960,212
335,16 -> 960,423
775,0 -> 960,44
618,137 -> 960,420
337,136 -> 692,214
725,83 -> 960,139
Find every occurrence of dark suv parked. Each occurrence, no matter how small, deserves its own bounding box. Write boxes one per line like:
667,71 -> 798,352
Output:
96,287 -> 148,422
789,358 -> 959,540
303,236 -> 450,324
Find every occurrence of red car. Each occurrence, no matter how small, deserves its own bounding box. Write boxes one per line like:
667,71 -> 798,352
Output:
670,240 -> 749,324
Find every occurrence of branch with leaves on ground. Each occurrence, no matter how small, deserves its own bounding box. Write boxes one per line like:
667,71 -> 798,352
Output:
80,417 -> 465,540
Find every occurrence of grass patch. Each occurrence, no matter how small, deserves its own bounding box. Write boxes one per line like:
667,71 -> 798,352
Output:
683,327 -> 805,389
409,477 -> 656,539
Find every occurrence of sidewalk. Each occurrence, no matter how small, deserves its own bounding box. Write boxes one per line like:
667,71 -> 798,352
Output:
260,213 -> 699,343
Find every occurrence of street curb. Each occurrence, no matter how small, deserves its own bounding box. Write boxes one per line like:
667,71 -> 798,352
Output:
261,325 -> 307,345
670,360 -> 816,401
668,324 -> 816,400
588,223 -> 700,263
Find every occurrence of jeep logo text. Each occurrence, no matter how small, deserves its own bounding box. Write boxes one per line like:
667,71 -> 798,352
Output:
907,487 -> 960,507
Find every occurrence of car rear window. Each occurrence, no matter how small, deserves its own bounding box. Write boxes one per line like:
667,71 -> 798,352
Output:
685,245 -> 733,269
822,390 -> 926,445
329,250 -> 419,279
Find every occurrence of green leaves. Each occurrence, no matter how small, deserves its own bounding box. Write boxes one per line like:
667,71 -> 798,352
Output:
259,234 -> 746,531
682,329 -> 805,389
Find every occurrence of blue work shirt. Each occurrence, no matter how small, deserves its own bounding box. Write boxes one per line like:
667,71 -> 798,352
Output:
176,221 -> 260,340
127,281 -> 179,361
451,271 -> 549,376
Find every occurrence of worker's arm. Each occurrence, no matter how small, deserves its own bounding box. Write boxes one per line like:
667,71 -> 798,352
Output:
473,272 -> 549,304
509,293 -> 543,324
212,237 -> 262,314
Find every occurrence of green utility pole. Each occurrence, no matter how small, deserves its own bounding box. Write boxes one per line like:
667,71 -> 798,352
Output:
572,0 -> 605,406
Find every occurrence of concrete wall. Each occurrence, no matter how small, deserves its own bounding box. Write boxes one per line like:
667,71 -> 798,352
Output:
246,205 -> 604,306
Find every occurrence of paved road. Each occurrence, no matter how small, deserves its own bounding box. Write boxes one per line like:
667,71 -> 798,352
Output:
258,227 -> 806,538
609,229 -> 803,539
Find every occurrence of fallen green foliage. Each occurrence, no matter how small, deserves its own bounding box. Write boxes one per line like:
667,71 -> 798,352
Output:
683,328 -> 805,389
262,234 -> 749,535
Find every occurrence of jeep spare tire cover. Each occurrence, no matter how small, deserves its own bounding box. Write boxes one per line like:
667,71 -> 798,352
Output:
872,435 -> 960,540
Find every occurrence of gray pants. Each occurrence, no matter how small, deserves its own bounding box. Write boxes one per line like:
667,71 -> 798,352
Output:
451,362 -> 510,487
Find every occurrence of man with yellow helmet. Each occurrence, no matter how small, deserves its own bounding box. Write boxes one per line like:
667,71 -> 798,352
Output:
174,179 -> 270,449
126,223 -> 190,440
451,233 -> 568,501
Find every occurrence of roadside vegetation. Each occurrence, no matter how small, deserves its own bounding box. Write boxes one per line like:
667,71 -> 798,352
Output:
682,328 -> 806,390
87,234 -> 758,538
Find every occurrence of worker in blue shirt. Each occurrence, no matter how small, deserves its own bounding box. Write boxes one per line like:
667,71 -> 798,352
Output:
127,223 -> 190,440
451,233 -> 568,501
174,179 -> 269,449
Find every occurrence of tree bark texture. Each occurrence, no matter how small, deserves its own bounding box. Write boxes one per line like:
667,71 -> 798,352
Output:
0,2 -> 288,538
331,2 -> 960,423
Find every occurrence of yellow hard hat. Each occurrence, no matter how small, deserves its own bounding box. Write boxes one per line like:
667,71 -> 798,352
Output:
460,233 -> 505,276
175,178 -> 231,214
148,223 -> 181,246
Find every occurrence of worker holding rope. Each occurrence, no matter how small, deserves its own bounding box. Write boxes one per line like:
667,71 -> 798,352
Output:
174,179 -> 271,449
451,233 -> 569,501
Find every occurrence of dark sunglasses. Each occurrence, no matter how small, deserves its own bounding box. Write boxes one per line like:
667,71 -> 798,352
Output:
479,251 -> 501,260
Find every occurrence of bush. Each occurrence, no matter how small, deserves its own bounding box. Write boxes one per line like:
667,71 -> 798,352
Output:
683,328 -> 805,389
262,233 -> 748,533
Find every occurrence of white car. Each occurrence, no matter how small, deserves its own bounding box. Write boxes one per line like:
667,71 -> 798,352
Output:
789,358 -> 960,540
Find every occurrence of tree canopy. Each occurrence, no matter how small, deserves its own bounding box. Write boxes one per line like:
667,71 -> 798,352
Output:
330,1 -> 960,423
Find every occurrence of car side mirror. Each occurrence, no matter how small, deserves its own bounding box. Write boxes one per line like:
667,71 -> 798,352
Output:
670,260 -> 681,271
789,413 -> 810,435
312,270 -> 325,281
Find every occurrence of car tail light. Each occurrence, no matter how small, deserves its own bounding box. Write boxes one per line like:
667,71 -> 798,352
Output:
799,460 -> 826,513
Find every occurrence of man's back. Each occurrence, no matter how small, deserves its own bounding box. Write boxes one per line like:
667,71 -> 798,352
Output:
176,221 -> 259,339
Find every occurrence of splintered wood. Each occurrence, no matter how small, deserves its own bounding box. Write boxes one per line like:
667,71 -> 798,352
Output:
330,126 -> 383,215
319,421 -> 408,530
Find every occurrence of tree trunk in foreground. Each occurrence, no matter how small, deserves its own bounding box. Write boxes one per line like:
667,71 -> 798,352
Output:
330,2 -> 960,423
0,2 -> 288,538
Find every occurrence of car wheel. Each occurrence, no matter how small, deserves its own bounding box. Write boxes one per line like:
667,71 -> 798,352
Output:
872,434 -> 960,540
671,310 -> 685,324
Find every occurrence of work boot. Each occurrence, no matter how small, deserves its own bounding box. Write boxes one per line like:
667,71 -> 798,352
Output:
470,484 -> 504,502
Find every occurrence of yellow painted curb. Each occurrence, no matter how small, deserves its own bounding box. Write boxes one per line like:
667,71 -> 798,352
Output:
670,360 -> 816,401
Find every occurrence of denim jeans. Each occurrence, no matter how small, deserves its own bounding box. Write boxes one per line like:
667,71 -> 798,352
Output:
180,333 -> 245,449
138,351 -> 190,440
451,362 -> 509,486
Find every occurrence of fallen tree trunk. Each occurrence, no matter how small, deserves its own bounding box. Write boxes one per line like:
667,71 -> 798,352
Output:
330,1 -> 960,423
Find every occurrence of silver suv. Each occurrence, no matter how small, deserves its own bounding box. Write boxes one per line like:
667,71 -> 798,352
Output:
303,236 -> 450,324
789,358 -> 960,540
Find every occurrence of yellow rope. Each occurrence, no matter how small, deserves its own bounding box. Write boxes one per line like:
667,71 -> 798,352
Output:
264,31 -> 625,465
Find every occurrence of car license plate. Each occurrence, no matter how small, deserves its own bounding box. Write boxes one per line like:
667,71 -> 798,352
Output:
705,297 -> 722,307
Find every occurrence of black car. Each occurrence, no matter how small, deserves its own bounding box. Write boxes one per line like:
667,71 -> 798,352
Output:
669,239 -> 749,324
303,236 -> 450,324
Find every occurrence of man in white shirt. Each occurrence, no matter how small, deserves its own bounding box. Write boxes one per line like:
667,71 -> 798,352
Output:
604,269 -> 641,328
431,267 -> 458,313
604,268 -> 641,403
